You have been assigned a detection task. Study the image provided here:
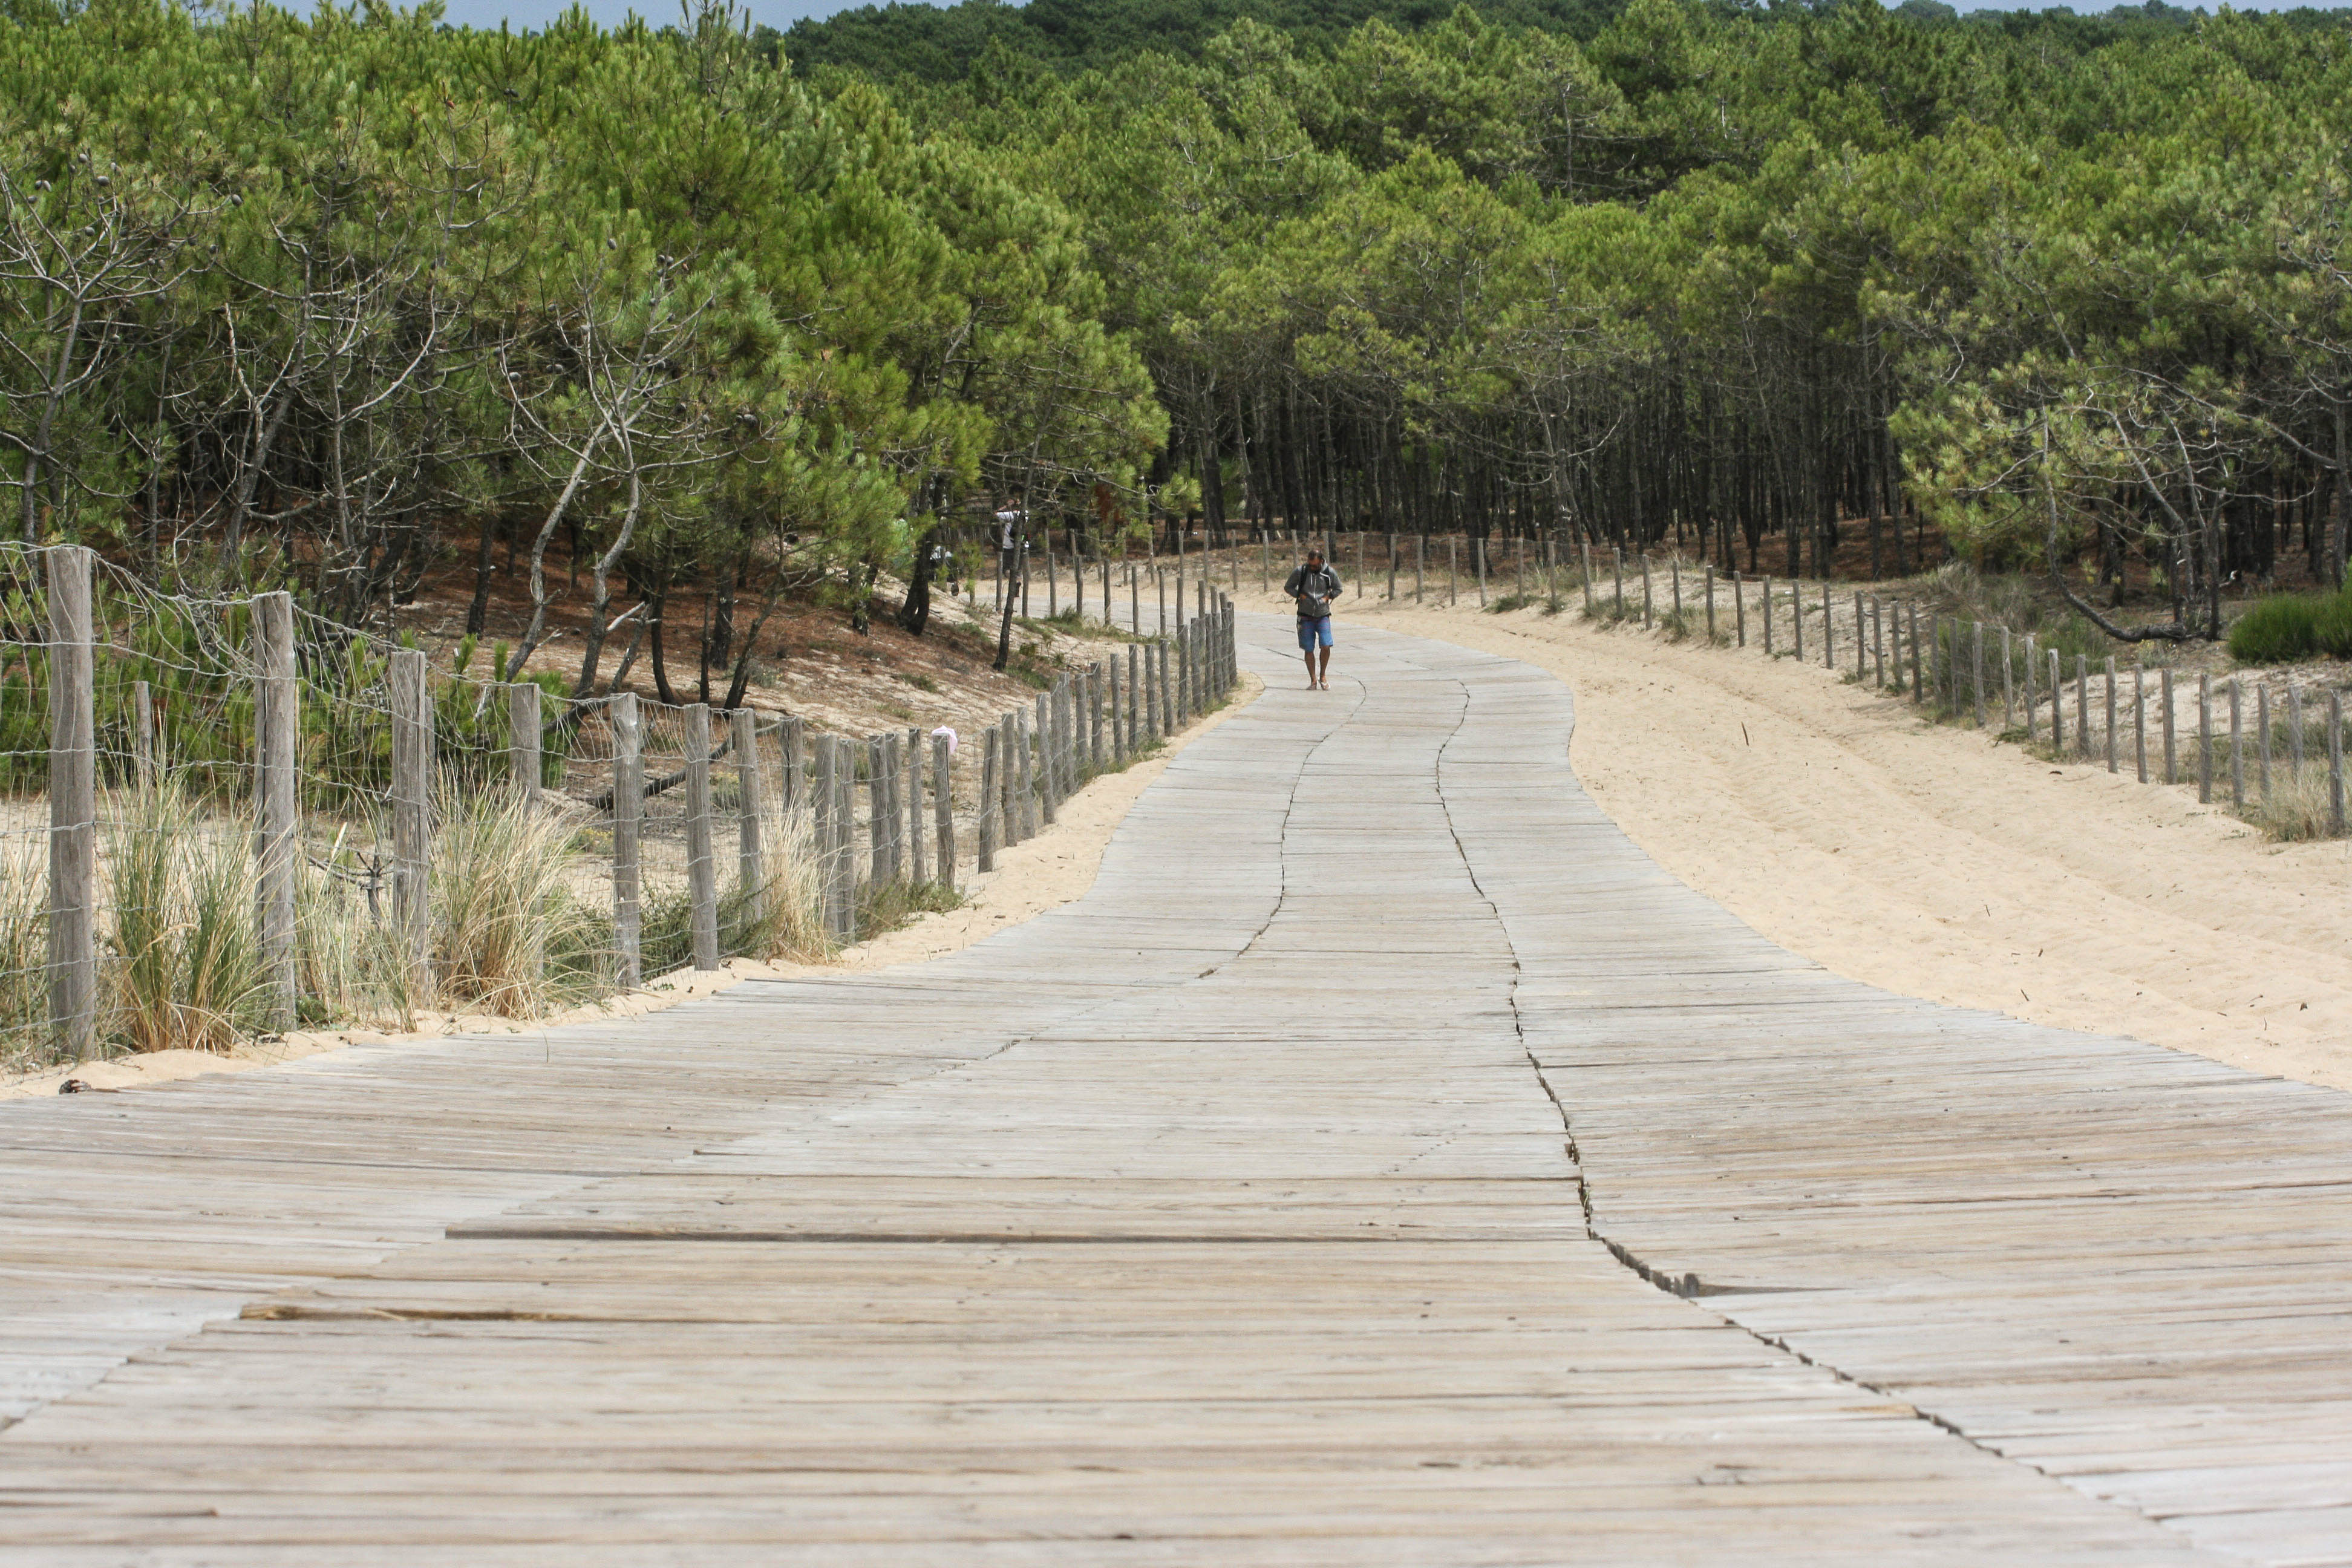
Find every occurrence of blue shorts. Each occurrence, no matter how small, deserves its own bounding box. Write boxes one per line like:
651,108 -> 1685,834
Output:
1297,616 -> 1333,650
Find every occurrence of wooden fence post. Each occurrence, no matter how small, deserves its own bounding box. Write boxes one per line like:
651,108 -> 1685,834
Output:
1854,592 -> 1866,678
1449,536 -> 1459,605
2001,627 -> 2014,729
1705,567 -> 1717,641
1174,626 -> 1189,724
2161,668 -> 2175,784
1144,642 -> 1161,742
1004,712 -> 1025,841
685,704 -> 720,969
2049,649 -> 2063,750
1388,533 -> 1398,600
2117,653 -> 2135,771
2331,692 -> 2345,835
2198,673 -> 2213,803
932,731 -> 954,890
612,692 -> 642,988
1792,577 -> 1803,663
1090,664 -> 1105,769
506,681 -> 541,805
1912,606 -> 1926,706
781,716 -> 805,813
856,733 -> 880,883
2073,656 -> 2089,759
1053,681 -> 1071,800
1022,705 -> 1044,834
1417,535 -> 1426,603
814,736 -> 841,941
1049,691 -> 1068,823
837,737 -> 861,937
1973,622 -> 1987,728
880,730 -> 901,881
895,731 -> 913,878
978,727 -> 998,874
1580,543 -> 1592,615
1763,577 -> 1774,657
2229,678 -> 2244,810
1639,553 -> 1650,626
132,679 -> 154,793
2257,685 -> 2271,805
253,590 -> 298,1032
1734,572 -> 1745,647
1673,555 -> 1683,616
990,716 -> 1011,848
1109,655 -> 1124,766
1612,546 -> 1624,616
905,725 -> 926,884
389,647 -> 433,1004
1127,642 -> 1142,753
811,733 -> 832,926
2134,665 -> 2148,783
2291,684 -> 2307,777
2023,635 -> 2036,740
734,709 -> 767,924
1160,636 -> 1175,734
43,547 -> 97,1056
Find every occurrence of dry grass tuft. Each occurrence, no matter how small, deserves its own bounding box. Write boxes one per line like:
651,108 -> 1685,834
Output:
431,784 -> 607,1018
105,782 -> 270,1054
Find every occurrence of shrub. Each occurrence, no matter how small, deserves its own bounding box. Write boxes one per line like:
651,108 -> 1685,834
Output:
2316,592 -> 2352,660
2229,595 -> 2323,664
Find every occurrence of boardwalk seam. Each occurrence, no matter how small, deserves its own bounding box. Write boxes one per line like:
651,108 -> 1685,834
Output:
1412,647 -> 2195,1547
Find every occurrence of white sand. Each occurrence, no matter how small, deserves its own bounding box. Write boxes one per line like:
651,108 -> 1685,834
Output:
1250,578 -> 2352,1093
3,674 -> 1265,1098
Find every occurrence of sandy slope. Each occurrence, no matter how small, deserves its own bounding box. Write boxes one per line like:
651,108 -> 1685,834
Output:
1252,577 -> 2352,1093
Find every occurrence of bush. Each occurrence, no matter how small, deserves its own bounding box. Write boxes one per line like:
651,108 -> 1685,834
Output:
2228,595 -> 2323,664
2317,593 -> 2352,660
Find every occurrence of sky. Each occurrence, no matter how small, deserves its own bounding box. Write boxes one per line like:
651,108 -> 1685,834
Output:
425,0 -> 2319,38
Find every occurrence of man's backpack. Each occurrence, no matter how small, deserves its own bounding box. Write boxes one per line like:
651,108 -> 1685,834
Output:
1294,566 -> 1338,618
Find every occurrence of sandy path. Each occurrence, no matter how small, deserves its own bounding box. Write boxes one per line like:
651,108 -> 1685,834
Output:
1240,579 -> 2352,1092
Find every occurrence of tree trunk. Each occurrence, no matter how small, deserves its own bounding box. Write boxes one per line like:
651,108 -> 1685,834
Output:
901,524 -> 941,636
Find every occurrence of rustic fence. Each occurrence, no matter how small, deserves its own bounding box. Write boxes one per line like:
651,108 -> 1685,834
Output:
7,545 -> 1240,1072
1572,544 -> 2352,843
979,522 -> 1578,625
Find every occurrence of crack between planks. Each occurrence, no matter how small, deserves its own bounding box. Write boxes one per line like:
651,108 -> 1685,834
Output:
1411,647 -> 2204,1550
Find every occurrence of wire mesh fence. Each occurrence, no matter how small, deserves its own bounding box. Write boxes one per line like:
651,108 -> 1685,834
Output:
2,544 -> 1242,1076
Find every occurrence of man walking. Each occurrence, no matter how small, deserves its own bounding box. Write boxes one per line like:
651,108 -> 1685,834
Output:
1284,547 -> 1341,690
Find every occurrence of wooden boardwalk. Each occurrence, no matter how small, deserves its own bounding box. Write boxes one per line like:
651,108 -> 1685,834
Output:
1,618 -> 2346,1564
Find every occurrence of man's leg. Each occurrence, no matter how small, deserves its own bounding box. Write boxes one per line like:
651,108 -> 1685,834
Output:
1300,632 -> 1318,688
1318,643 -> 1333,687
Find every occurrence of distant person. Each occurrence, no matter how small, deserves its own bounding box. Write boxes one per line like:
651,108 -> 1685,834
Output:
931,540 -> 959,596
995,507 -> 1023,578
1284,547 -> 1341,690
